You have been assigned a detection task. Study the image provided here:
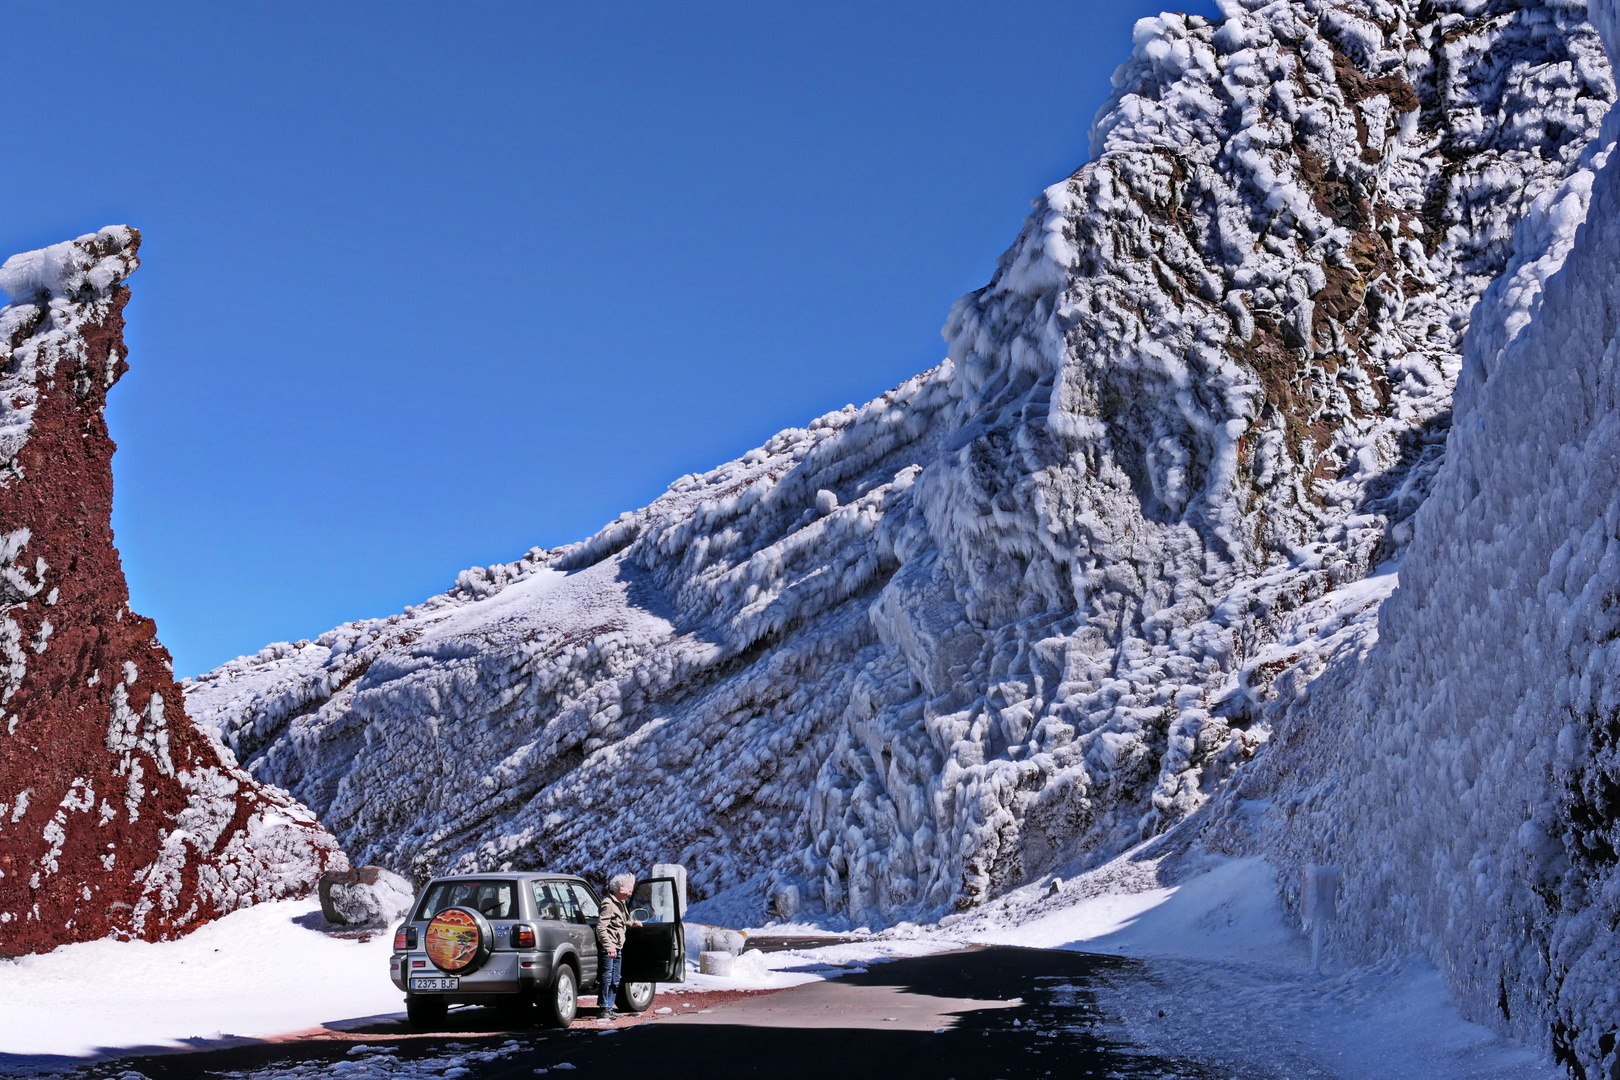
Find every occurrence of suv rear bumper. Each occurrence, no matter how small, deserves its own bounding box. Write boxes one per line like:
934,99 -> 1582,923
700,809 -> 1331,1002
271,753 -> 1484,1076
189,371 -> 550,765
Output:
391,951 -> 546,995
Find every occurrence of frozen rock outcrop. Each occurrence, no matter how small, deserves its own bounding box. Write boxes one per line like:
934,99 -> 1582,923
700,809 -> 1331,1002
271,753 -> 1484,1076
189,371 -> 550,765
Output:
189,0 -> 1612,936
318,865 -> 414,927
0,228 -> 344,955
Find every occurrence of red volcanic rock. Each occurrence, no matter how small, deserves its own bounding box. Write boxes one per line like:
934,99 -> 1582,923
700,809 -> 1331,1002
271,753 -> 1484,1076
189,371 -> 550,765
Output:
0,227 -> 344,955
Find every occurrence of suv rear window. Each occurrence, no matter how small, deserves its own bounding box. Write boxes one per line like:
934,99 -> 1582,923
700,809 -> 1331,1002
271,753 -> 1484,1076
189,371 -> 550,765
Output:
416,880 -> 518,920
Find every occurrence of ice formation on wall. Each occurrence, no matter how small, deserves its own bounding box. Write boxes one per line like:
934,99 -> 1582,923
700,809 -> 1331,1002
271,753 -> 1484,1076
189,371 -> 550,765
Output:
191,0 -> 1610,950
0,228 -> 343,956
1206,3 -> 1620,1072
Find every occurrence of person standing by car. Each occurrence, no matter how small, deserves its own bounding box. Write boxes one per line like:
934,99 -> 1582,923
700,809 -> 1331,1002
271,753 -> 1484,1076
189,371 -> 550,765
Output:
596,873 -> 635,1020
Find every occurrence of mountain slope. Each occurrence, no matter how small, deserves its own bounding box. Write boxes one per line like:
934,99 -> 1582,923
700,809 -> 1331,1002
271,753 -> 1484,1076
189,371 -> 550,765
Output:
189,0 -> 1611,932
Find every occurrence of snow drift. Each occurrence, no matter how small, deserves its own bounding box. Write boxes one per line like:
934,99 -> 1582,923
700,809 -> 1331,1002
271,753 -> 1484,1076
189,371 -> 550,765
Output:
0,228 -> 344,956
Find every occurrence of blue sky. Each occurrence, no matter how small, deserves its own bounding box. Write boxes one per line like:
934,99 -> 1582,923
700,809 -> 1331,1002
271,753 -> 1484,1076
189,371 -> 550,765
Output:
1,1 -> 1216,676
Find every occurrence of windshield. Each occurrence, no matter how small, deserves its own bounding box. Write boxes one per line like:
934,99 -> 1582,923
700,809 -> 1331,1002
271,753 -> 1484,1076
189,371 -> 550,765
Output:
416,879 -> 518,921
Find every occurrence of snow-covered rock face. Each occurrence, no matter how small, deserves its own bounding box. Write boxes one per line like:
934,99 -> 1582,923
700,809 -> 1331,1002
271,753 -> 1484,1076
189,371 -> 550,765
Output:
190,0 -> 1611,937
0,228 -> 344,956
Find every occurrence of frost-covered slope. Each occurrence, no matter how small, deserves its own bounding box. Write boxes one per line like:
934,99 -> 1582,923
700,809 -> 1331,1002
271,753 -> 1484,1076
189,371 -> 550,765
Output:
0,229 -> 342,956
190,0 -> 1611,931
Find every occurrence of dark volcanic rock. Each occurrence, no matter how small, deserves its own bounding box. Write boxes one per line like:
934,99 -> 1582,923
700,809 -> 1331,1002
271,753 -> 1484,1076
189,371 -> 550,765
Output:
0,227 -> 343,956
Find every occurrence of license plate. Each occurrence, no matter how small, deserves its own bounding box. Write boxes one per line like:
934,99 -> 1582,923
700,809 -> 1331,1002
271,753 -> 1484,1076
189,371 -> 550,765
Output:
411,976 -> 459,991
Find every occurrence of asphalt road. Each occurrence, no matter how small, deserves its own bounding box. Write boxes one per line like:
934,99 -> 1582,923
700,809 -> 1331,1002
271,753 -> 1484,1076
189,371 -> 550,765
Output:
108,947 -> 1233,1080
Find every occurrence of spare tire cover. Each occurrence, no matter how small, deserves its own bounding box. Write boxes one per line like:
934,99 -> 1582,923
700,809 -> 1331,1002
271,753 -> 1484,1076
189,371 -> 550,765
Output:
425,906 -> 493,974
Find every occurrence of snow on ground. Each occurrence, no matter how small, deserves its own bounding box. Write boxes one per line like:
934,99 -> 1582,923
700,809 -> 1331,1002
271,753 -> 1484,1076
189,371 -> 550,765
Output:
0,899 -> 400,1061
676,937 -> 951,993
948,856 -> 1292,961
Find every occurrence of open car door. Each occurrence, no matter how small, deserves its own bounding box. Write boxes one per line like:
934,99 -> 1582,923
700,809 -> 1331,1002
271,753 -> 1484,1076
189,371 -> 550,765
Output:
620,877 -> 685,983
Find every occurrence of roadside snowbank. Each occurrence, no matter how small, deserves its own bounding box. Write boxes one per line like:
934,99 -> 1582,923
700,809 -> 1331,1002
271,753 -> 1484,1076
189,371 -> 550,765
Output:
0,899 -> 399,1060
956,856 -> 1295,960
676,937 -> 950,993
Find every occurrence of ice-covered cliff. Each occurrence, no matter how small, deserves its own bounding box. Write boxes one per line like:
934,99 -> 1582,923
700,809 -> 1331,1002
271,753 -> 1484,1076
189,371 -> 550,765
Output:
1206,2 -> 1620,1073
0,228 -> 343,956
190,0 -> 1609,945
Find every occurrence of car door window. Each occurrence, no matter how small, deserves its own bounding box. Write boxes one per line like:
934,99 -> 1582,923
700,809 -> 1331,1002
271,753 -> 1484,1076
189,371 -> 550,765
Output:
550,882 -> 590,925
569,884 -> 599,920
531,881 -> 563,922
620,878 -> 685,984
533,881 -> 582,923
629,879 -> 679,924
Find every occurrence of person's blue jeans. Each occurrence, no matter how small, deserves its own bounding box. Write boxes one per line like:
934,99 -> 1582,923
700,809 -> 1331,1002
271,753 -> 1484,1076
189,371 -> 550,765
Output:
601,953 -> 622,1008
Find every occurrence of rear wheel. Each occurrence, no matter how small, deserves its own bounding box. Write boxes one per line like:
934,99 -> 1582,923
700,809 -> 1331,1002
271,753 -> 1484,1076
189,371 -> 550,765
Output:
405,994 -> 448,1029
540,963 -> 578,1028
617,980 -> 655,1014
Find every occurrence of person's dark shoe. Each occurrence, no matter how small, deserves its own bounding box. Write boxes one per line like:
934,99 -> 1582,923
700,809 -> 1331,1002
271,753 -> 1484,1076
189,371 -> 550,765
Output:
600,1009 -> 620,1022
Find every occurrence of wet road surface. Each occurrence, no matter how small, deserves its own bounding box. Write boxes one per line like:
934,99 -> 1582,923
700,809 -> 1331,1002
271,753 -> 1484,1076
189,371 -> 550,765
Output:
95,948 -> 1234,1080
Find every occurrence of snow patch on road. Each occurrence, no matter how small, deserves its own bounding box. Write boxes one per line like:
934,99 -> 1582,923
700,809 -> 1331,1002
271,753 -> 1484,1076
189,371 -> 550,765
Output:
208,1042 -> 525,1080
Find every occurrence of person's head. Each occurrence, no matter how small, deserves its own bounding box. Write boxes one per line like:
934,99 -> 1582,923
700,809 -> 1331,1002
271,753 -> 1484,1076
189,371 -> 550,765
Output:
610,873 -> 635,899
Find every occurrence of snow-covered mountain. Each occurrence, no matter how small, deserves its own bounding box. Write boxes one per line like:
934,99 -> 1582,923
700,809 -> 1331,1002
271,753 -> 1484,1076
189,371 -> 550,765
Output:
192,0 -> 1612,929
0,228 -> 343,956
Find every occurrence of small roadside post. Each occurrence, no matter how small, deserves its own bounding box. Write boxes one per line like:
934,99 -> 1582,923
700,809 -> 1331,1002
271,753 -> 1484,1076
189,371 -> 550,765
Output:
1302,864 -> 1340,974
651,863 -> 687,914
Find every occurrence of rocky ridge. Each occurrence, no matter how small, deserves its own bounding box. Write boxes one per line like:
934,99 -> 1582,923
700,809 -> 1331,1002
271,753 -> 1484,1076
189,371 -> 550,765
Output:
0,228 -> 342,955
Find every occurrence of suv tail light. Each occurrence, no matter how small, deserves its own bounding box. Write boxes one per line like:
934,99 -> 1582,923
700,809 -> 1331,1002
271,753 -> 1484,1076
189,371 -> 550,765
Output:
512,923 -> 536,949
393,926 -> 417,951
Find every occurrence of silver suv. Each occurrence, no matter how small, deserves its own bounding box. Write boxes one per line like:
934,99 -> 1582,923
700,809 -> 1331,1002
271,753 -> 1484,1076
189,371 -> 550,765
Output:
390,872 -> 686,1028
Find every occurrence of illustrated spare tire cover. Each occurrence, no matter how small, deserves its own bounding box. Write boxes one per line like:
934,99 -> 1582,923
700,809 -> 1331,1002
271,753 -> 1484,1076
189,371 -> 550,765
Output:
425,906 -> 493,974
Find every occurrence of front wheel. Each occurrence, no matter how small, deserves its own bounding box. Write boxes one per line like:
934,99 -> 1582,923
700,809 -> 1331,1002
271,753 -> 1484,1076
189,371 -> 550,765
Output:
406,994 -> 448,1029
616,980 -> 655,1014
540,964 -> 578,1028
